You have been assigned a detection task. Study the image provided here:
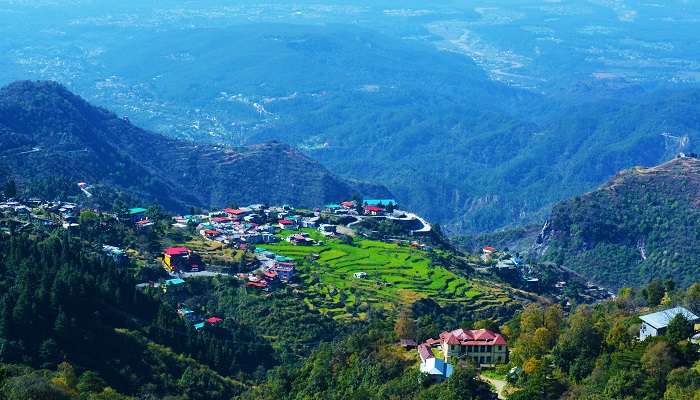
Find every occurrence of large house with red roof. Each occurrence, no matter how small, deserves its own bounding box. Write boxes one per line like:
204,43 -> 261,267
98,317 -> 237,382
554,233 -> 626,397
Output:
438,328 -> 508,366
162,246 -> 204,273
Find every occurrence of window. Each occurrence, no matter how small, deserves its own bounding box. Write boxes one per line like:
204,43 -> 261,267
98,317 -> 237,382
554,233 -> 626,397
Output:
486,356 -> 491,363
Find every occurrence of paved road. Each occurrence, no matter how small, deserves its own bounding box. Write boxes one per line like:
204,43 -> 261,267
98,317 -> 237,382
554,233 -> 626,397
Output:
344,210 -> 431,233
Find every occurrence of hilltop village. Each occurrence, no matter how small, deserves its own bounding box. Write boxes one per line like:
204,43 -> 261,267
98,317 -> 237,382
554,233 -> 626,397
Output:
0,195 -> 615,364
3,190 -> 700,399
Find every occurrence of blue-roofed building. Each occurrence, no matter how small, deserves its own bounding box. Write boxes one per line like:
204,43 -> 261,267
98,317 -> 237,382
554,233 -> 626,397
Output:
163,278 -> 186,293
639,306 -> 699,340
363,199 -> 397,207
420,357 -> 454,382
166,278 -> 186,286
194,322 -> 206,330
128,207 -> 148,223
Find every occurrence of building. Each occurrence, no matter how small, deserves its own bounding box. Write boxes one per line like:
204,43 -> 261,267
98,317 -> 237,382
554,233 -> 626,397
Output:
163,278 -> 186,293
163,247 -> 204,273
288,234 -> 314,246
102,245 -> 128,265
363,199 -> 397,207
271,261 -> 295,281
417,344 -> 453,381
278,219 -> 299,230
438,329 -> 508,366
364,205 -> 384,216
639,306 -> 700,340
319,224 -> 337,235
128,207 -> 147,223
353,272 -> 368,279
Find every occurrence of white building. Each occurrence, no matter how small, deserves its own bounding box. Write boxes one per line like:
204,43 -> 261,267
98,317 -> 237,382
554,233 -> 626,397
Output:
639,306 -> 699,340
417,344 -> 453,381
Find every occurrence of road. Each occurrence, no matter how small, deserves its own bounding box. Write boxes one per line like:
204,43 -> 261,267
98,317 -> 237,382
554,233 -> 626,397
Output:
479,374 -> 507,400
344,210 -> 431,234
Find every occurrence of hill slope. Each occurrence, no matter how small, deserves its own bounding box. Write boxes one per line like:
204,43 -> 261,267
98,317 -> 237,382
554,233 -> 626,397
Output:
538,157 -> 700,289
0,81 -> 389,209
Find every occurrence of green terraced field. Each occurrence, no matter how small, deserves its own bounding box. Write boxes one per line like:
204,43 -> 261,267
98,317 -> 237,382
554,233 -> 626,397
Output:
262,230 -> 495,320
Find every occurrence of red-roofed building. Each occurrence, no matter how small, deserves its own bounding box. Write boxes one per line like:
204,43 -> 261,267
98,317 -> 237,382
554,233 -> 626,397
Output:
246,280 -> 269,290
417,344 -> 434,362
278,219 -> 299,230
206,317 -> 223,324
341,201 -> 355,209
364,205 -> 384,215
162,247 -> 204,273
482,246 -> 496,254
436,328 -> 508,365
225,208 -> 250,216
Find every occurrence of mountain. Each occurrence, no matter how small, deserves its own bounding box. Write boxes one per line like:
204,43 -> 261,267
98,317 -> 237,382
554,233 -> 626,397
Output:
0,80 -> 390,210
537,157 -> 700,289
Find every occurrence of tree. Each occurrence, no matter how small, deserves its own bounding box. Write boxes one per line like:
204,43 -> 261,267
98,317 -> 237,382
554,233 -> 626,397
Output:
543,305 -> 564,339
645,280 -> 665,306
641,340 -> 677,377
76,371 -> 106,393
2,373 -> 71,400
3,179 -> 17,198
666,314 -> 693,343
394,308 -> 417,340
685,283 -> 700,314
519,304 -> 544,336
419,366 -> 493,400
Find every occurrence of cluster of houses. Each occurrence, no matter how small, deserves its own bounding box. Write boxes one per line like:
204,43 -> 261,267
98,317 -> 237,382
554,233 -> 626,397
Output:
0,198 -> 83,232
322,199 -> 397,216
170,204 -> 336,247
243,247 -> 298,290
411,328 -> 509,381
479,246 -> 613,305
162,246 -> 204,273
177,306 -> 224,331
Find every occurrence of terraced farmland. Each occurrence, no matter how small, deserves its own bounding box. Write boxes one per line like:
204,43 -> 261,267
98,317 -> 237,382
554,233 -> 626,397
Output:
263,231 -> 510,320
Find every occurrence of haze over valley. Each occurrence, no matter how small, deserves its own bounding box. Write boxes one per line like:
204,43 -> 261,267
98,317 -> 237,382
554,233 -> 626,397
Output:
4,0 -> 700,232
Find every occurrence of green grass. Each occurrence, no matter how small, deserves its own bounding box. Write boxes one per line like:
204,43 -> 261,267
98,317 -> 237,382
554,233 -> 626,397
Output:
262,230 -> 491,320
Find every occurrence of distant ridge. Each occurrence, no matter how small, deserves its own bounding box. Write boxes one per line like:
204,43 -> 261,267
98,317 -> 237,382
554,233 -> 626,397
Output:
537,156 -> 700,289
0,80 -> 391,209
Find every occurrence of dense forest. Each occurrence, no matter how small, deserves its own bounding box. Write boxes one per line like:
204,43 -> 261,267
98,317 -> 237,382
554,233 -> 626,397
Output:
502,280 -> 700,399
0,210 -> 516,399
541,157 -> 700,289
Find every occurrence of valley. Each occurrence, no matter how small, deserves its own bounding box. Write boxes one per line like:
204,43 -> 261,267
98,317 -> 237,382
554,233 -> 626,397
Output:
2,2 -> 700,399
4,1 -> 700,233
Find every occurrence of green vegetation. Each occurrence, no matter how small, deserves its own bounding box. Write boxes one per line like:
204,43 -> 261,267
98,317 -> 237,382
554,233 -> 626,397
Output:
241,320 -> 495,400
542,157 -> 700,289
501,280 -> 700,399
0,81 -> 388,214
263,230 -> 504,320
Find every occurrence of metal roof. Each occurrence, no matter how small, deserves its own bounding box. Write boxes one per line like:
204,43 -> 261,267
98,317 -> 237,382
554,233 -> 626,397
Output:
639,306 -> 699,329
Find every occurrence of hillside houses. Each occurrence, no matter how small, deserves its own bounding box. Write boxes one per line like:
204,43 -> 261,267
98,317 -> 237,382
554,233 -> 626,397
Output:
639,306 -> 699,340
420,328 -> 508,367
162,247 -> 204,273
417,344 -> 454,381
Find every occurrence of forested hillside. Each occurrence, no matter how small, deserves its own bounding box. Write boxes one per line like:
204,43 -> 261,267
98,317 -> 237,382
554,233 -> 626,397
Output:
539,157 -> 700,289
502,282 -> 700,399
0,81 -> 389,212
